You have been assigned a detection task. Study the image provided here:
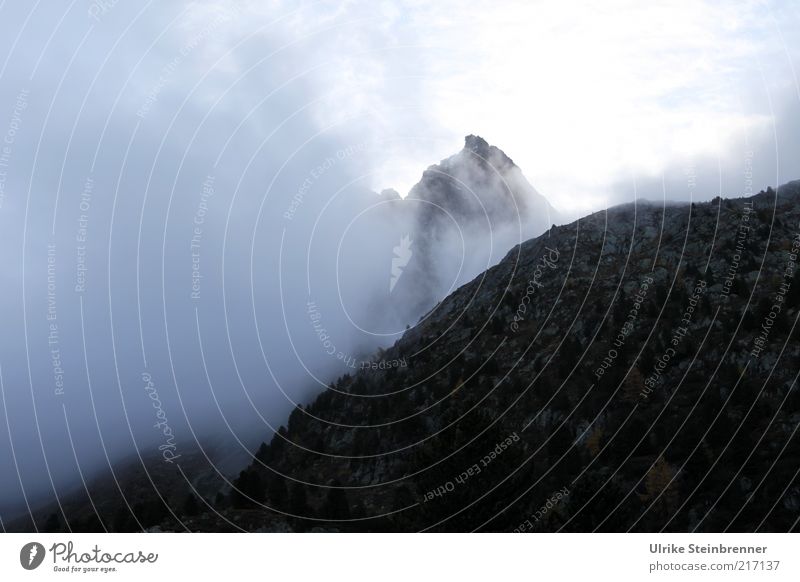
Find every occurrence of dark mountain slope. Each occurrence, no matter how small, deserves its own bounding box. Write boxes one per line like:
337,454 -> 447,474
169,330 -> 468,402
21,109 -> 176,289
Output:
228,181 -> 800,532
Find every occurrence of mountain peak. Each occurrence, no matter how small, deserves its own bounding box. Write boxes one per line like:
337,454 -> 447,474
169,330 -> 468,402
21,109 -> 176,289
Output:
461,134 -> 515,169
464,134 -> 489,153
407,135 -> 556,231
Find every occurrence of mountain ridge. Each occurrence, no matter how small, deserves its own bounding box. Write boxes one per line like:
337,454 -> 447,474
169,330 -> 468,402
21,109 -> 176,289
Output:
222,179 -> 800,532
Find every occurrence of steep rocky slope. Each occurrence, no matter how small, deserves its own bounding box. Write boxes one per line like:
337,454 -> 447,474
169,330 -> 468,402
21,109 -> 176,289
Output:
214,179 -> 800,532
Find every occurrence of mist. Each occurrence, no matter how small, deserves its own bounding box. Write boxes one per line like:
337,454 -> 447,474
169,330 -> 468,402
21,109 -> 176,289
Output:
0,2 -> 396,520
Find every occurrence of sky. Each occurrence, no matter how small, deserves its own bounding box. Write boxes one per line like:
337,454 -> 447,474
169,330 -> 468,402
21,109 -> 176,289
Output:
0,0 -> 798,521
201,0 -> 800,215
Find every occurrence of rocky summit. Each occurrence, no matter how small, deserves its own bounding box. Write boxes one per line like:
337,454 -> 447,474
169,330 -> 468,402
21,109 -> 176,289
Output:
387,135 -> 559,318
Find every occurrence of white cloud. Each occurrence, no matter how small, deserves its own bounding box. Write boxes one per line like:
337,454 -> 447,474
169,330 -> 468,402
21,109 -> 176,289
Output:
170,0 -> 799,213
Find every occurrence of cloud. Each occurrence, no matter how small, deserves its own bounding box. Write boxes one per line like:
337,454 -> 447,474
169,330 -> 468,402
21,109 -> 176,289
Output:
0,1 -> 403,519
220,0 -> 800,213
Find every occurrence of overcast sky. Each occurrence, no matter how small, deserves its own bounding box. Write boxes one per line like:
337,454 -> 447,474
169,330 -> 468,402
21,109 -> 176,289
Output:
0,0 -> 798,520
188,0 -> 800,215
4,1 -> 797,211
